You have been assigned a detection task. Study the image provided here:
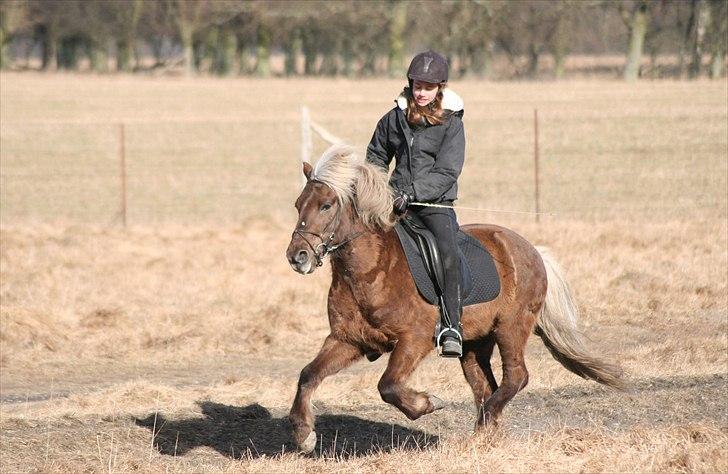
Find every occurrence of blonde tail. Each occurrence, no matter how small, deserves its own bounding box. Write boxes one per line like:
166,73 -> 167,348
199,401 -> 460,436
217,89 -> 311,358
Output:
535,247 -> 627,390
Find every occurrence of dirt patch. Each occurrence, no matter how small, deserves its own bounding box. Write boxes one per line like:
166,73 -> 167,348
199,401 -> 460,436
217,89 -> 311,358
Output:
3,364 -> 724,459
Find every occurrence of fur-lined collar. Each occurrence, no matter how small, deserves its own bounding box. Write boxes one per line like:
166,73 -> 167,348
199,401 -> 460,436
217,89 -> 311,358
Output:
395,88 -> 464,112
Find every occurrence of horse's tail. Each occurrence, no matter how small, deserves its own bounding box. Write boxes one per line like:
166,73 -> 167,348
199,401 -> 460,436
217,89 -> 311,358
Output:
535,247 -> 627,390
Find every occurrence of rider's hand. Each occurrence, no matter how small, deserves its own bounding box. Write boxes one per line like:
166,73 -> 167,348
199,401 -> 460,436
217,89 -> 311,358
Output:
393,191 -> 414,215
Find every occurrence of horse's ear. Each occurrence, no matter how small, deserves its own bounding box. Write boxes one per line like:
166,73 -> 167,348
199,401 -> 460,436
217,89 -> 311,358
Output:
302,162 -> 313,181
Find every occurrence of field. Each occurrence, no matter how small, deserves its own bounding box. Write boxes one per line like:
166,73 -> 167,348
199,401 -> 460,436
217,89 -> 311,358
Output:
0,73 -> 726,472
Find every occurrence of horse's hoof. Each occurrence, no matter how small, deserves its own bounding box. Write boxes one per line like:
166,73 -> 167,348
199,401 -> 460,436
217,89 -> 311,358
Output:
299,430 -> 317,454
365,352 -> 382,362
429,395 -> 445,411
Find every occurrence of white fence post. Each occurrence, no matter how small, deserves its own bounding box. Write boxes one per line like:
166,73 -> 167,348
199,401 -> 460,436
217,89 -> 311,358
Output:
309,120 -> 343,145
301,106 -> 312,187
300,106 -> 347,188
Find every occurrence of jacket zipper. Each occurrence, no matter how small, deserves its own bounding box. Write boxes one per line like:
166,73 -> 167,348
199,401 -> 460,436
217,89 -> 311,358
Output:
407,134 -> 414,190
398,109 -> 415,193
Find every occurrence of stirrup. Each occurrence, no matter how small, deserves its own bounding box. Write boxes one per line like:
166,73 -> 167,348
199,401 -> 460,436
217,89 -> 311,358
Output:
441,335 -> 463,358
434,323 -> 463,358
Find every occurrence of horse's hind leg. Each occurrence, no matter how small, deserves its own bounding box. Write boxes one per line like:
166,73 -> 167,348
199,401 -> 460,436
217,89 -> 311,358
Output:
481,309 -> 536,424
378,336 -> 443,420
289,335 -> 363,453
460,335 -> 499,429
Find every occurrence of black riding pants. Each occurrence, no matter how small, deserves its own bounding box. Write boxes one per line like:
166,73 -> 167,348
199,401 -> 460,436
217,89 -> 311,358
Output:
410,203 -> 462,331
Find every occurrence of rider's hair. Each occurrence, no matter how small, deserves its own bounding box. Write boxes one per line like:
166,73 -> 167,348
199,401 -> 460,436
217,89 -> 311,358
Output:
405,83 -> 446,126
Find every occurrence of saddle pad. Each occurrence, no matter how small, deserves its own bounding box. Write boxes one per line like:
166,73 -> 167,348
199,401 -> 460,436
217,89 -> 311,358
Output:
394,223 -> 501,307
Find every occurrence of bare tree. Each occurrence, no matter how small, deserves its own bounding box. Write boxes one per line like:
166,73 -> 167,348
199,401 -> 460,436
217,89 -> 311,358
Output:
469,0 -> 500,78
494,0 -> 578,78
0,0 -> 717,79
27,0 -> 71,70
621,0 -> 650,81
387,0 -> 408,77
706,0 -> 727,78
162,0 -> 240,75
0,0 -> 29,69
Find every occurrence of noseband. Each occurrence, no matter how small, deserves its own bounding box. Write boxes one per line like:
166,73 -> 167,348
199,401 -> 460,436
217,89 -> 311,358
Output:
293,183 -> 364,267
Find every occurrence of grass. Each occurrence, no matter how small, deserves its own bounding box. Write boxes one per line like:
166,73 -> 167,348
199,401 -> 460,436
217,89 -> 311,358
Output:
1,74 -> 725,224
0,72 -> 726,472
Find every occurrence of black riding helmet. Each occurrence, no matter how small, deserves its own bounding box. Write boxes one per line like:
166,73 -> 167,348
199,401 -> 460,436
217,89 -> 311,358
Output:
407,50 -> 448,84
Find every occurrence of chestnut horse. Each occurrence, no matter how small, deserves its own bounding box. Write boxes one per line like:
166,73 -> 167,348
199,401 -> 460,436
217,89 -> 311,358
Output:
286,145 -> 624,453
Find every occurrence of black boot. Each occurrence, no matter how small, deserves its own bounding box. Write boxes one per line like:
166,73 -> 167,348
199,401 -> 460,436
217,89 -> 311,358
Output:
438,289 -> 463,358
439,323 -> 462,358
440,334 -> 462,357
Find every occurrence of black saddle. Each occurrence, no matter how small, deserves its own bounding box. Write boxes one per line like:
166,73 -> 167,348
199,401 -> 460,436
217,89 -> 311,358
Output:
394,213 -> 500,307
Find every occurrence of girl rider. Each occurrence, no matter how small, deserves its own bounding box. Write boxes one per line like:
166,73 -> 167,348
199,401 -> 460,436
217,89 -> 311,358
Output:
366,50 -> 466,358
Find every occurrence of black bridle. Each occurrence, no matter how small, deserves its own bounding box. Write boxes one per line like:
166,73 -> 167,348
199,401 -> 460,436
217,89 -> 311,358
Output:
292,184 -> 365,267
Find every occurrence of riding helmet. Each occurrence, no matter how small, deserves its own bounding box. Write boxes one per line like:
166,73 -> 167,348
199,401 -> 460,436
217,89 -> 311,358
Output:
407,50 -> 448,84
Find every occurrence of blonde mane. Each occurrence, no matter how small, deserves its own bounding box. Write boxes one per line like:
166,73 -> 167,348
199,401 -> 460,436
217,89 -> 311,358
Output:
311,144 -> 395,231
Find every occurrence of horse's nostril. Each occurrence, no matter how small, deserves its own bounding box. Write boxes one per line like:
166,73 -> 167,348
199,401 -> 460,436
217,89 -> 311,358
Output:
295,250 -> 309,264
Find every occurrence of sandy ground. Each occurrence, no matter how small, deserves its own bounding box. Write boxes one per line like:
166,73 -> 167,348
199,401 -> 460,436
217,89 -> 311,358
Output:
1,351 -> 726,470
1,74 -> 726,472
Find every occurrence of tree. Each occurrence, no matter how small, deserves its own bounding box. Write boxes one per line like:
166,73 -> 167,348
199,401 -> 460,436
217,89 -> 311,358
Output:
387,0 -> 408,77
27,0 -> 73,70
114,0 -> 143,71
548,1 -> 585,79
0,0 -> 29,69
0,0 -> 714,79
706,0 -> 727,78
136,0 -> 173,70
494,0 -> 578,78
683,0 -> 710,78
621,0 -> 650,81
642,0 -> 680,78
163,0 -> 242,75
164,0 -> 205,76
468,1 -> 499,78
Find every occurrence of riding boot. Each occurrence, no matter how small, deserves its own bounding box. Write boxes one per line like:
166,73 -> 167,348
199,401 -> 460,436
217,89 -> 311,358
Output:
439,285 -> 463,358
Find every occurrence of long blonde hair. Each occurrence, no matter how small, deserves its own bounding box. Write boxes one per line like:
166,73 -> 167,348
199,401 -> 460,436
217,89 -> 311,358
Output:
311,144 -> 395,231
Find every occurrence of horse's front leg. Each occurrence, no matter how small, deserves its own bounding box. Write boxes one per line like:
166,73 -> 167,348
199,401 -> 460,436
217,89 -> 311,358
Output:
289,334 -> 363,453
377,336 -> 444,420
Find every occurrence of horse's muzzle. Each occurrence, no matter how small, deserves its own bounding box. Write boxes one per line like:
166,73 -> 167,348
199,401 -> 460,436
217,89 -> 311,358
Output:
286,245 -> 315,274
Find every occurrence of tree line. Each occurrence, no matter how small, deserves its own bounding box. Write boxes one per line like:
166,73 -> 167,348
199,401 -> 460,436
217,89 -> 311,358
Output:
0,0 -> 725,80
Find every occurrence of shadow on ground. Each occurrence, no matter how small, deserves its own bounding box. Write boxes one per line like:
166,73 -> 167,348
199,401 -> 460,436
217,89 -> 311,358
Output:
135,402 -> 438,459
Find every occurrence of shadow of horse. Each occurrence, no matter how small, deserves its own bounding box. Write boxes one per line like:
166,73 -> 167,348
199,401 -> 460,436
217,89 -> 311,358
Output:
135,402 -> 439,459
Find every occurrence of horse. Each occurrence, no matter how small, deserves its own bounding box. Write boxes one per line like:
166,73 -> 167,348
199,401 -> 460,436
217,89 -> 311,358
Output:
285,144 -> 625,453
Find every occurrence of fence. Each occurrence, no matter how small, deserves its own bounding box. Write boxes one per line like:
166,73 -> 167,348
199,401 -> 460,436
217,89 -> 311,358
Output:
1,114 -> 724,226
300,106 -> 546,222
0,119 -> 306,225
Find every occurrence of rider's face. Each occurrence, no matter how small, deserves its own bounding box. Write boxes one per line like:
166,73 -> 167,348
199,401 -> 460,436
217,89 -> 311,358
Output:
412,80 -> 439,107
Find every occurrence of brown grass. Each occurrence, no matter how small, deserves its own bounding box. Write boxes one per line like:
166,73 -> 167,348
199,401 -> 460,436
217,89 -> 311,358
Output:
0,73 -> 726,472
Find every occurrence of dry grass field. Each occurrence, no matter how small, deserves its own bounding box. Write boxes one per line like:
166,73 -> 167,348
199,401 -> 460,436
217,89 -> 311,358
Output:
0,73 -> 726,473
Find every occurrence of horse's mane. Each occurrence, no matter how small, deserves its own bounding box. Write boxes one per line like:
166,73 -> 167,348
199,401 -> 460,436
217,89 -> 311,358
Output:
312,144 -> 395,231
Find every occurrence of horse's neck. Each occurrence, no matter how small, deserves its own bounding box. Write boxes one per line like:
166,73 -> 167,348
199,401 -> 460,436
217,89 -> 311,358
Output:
330,224 -> 396,277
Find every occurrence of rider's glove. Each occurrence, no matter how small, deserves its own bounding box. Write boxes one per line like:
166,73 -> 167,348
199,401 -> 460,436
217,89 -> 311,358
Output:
393,190 -> 414,215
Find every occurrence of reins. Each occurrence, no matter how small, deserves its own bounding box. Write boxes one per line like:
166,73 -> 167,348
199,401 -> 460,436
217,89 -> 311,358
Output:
294,194 -> 551,268
411,201 -> 555,217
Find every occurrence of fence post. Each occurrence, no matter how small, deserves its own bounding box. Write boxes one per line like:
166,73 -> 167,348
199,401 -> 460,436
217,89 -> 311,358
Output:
301,106 -> 312,187
119,123 -> 127,227
534,108 -> 540,224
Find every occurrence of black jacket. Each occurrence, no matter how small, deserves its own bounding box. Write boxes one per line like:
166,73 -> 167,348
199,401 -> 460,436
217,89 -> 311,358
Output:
366,89 -> 465,203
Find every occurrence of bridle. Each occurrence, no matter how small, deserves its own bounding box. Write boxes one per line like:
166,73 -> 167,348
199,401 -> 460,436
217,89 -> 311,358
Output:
292,182 -> 365,267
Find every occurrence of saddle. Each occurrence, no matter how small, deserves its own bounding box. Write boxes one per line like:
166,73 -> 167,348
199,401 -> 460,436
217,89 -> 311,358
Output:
394,213 -> 500,308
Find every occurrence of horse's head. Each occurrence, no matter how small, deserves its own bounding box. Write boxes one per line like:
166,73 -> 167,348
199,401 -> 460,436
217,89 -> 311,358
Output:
286,145 -> 395,275
287,162 -> 344,274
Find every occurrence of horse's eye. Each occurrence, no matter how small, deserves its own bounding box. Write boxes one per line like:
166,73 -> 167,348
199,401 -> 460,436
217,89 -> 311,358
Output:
320,203 -> 332,212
